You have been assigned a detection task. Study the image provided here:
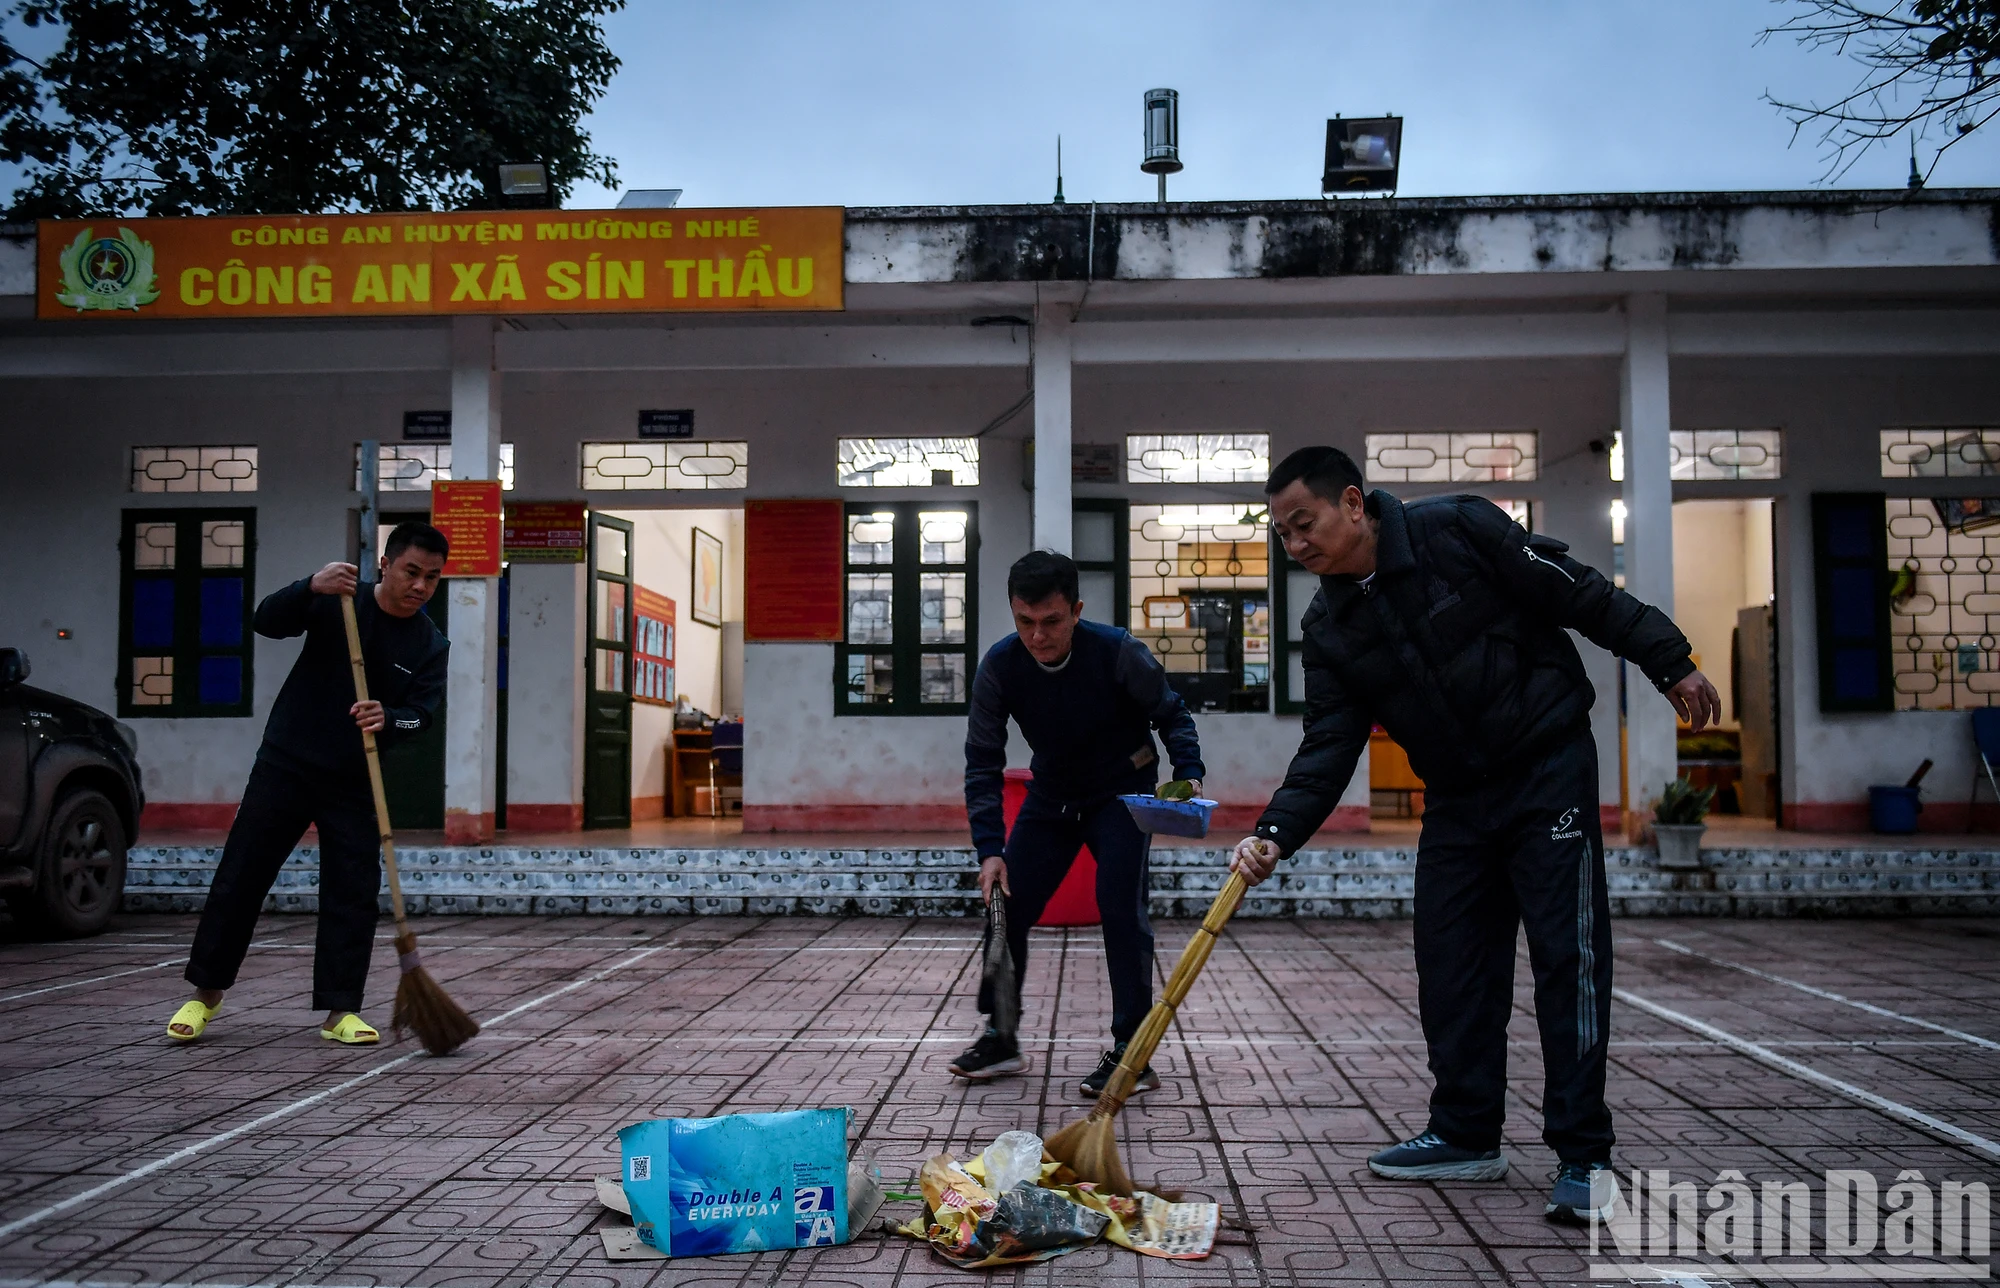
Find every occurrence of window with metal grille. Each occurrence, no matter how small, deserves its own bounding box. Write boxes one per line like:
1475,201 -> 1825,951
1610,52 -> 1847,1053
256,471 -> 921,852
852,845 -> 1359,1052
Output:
1670,429 -> 1783,480
581,441 -> 748,490
1124,433 -> 1270,484
130,446 -> 258,493
1881,428 -> 2000,479
836,502 -> 977,715
119,509 -> 256,717
1129,504 -> 1269,713
353,443 -> 515,491
1364,431 -> 1538,483
836,437 -> 979,487
1887,497 -> 2000,710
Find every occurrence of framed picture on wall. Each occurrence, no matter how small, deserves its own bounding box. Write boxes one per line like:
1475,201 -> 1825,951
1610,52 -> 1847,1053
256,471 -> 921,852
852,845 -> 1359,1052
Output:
691,526 -> 724,627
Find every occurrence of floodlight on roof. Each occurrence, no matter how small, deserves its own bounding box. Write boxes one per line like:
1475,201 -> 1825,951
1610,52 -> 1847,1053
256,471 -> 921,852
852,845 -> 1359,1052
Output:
617,188 -> 683,209
1322,117 -> 1402,195
498,162 -> 549,197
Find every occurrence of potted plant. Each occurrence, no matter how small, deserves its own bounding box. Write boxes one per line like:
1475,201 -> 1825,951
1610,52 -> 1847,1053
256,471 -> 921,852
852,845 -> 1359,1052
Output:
1653,777 -> 1715,870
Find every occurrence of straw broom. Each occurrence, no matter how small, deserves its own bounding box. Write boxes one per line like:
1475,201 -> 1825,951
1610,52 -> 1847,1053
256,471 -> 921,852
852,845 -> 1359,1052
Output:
1044,867 -> 1250,1195
340,593 -> 480,1056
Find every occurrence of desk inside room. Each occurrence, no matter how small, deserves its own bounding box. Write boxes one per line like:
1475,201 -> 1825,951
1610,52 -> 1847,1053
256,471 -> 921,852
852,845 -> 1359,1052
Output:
668,727 -> 711,817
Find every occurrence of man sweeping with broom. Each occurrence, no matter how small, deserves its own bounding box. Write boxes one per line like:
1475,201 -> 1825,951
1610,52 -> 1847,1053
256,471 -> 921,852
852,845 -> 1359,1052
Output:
950,551 -> 1206,1097
165,523 -> 452,1047
1224,446 -> 1718,1226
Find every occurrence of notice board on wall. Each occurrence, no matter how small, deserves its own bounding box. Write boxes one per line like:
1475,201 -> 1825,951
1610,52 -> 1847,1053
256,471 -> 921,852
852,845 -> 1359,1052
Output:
431,479 -> 503,576
745,499 -> 843,641
634,587 -> 676,707
504,501 -> 586,563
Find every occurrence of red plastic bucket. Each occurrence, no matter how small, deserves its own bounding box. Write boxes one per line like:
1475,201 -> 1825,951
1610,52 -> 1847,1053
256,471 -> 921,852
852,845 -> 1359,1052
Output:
1002,768 -> 1101,927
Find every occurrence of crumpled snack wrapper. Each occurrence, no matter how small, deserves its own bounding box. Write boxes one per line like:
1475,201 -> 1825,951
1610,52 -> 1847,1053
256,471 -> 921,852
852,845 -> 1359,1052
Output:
894,1149 -> 1217,1265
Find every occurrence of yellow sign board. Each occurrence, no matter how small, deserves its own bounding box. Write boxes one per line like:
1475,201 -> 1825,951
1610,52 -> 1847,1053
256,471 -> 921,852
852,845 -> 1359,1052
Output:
36,207 -> 843,320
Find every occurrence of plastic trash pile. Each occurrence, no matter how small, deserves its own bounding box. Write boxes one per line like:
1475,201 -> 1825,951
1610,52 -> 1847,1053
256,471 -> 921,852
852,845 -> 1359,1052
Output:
894,1130 -> 1218,1268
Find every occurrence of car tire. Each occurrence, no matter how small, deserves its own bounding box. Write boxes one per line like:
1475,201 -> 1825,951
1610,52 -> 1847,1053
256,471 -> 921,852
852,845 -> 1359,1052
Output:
24,789 -> 128,938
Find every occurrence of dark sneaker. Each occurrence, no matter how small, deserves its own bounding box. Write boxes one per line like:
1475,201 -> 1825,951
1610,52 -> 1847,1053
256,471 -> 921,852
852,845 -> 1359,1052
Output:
948,1029 -> 1026,1081
1546,1161 -> 1616,1225
1079,1043 -> 1159,1099
1366,1131 -> 1510,1181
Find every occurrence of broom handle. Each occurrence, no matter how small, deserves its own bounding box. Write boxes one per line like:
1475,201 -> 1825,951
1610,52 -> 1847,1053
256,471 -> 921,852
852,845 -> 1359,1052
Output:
1095,869 -> 1248,1107
340,594 -> 411,940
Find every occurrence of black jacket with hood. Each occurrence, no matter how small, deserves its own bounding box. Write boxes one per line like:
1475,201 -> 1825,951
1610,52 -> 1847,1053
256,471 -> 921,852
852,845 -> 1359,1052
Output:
1253,491 -> 1694,855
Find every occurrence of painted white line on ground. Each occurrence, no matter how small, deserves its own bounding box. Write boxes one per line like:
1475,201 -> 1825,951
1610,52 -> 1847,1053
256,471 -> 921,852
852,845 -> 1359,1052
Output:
0,946 -> 663,1242
1612,987 -> 2000,1161
1587,1262 -> 1991,1281
0,959 -> 183,1004
1653,937 -> 2000,1053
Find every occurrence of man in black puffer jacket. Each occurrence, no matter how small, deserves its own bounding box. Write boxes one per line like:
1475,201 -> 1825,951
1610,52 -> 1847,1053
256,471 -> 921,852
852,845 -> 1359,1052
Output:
1226,446 -> 1718,1227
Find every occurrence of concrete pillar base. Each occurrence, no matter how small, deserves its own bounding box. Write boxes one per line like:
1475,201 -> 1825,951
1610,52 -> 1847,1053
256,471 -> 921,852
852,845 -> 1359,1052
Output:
445,809 -> 495,845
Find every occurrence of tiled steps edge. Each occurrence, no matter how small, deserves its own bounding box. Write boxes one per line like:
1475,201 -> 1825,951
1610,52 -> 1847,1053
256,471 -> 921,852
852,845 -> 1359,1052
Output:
123,844 -> 2000,918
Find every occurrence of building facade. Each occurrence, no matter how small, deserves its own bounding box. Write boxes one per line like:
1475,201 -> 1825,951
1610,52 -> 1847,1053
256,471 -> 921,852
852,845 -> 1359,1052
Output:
3,190 -> 1997,842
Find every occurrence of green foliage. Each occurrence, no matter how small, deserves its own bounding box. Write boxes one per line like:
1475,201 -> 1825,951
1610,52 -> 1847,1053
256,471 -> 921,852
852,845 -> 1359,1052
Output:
0,0 -> 623,218
1654,776 -> 1716,827
1157,780 -> 1196,802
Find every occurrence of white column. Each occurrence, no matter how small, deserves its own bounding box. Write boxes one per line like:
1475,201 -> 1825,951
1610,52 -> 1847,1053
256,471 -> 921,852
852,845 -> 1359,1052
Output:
1620,293 -> 1677,838
444,317 -> 501,844
1032,305 -> 1073,554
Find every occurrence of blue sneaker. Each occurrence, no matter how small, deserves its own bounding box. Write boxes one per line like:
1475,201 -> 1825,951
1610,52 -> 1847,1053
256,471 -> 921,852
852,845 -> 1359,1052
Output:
1546,1161 -> 1616,1225
1366,1131 -> 1509,1181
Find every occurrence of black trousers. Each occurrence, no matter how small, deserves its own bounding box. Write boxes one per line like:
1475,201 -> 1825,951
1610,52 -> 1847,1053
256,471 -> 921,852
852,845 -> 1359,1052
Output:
185,748 -> 382,1013
1414,732 -> 1615,1163
979,786 -> 1155,1043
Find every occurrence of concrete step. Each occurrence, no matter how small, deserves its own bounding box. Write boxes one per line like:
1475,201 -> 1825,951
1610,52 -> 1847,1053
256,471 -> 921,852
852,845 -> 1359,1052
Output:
123,843 -> 2000,918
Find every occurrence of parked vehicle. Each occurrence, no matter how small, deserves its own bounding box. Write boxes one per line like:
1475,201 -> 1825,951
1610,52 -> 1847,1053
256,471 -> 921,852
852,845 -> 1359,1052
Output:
0,648 -> 143,936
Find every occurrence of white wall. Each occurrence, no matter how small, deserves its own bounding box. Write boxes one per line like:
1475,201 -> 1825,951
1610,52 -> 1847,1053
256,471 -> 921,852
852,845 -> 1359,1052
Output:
1672,498 -> 1776,726
612,506 -> 740,810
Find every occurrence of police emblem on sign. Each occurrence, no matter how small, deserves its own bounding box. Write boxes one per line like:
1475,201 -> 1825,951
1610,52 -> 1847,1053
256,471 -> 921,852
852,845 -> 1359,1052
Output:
54,226 -> 161,312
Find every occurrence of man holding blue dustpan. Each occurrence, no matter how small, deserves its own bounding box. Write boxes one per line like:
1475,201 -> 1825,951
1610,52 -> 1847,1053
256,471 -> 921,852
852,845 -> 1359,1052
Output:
1226,446 -> 1717,1226
952,551 -> 1207,1098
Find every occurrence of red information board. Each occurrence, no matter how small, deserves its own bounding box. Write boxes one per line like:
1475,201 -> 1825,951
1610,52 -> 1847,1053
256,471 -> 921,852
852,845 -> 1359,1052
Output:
745,499 -> 843,641
503,501 -> 586,563
633,586 -> 676,707
431,479 -> 503,576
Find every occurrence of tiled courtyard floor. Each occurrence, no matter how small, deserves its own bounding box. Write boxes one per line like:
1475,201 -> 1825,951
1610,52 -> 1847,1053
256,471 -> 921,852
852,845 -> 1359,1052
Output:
1,913 -> 1996,1286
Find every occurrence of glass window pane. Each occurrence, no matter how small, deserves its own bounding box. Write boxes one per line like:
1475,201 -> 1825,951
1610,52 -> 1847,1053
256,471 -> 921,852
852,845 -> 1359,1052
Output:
844,652 -> 894,704
918,510 -> 968,565
1287,650 -> 1306,704
594,647 -> 625,693
1286,569 -> 1319,641
837,437 -> 979,487
199,578 -> 243,646
847,512 -> 895,565
596,526 -> 628,577
1880,429 -> 2000,479
1077,570 -> 1117,624
198,655 -> 242,705
132,581 -> 175,649
1124,433 -> 1270,484
132,521 -> 176,569
201,520 -> 245,569
847,574 -> 894,644
131,445 -> 258,493
1243,599 -> 1270,688
596,580 -> 627,642
920,653 -> 967,704
1073,510 -> 1116,563
921,573 -> 966,644
1365,431 -> 1539,483
131,656 -> 173,706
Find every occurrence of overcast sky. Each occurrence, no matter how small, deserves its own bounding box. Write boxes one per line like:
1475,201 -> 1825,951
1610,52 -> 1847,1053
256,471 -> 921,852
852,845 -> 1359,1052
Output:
571,0 -> 1998,209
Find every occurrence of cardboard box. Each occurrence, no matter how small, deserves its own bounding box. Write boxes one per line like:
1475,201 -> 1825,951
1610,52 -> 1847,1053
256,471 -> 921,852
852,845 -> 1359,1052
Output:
616,1109 -> 851,1257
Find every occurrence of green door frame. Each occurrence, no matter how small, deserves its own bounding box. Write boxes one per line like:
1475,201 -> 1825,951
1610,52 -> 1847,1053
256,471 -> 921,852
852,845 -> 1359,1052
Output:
584,513 -> 635,828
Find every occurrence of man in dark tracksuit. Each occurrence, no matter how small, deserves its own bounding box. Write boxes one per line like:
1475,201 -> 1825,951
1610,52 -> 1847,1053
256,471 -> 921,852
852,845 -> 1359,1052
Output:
166,523 -> 450,1046
951,551 -> 1207,1098
1227,447 -> 1718,1225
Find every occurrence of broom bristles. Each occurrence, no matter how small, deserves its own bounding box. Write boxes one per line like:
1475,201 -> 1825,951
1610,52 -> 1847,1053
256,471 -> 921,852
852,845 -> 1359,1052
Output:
390,931 -> 480,1056
1044,1111 -> 1134,1197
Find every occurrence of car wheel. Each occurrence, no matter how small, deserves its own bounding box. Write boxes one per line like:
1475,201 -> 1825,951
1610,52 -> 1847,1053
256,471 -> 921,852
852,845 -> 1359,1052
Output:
26,790 -> 128,938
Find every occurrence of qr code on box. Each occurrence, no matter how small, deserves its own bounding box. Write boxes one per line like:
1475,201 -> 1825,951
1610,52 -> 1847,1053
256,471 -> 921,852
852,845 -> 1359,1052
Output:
629,1156 -> 651,1181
